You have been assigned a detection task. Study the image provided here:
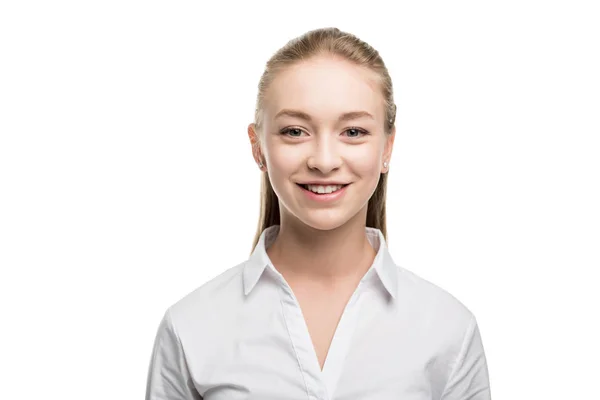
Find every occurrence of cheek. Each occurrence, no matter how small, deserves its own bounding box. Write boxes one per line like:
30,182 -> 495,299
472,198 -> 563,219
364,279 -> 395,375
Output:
264,137 -> 382,180
264,141 -> 299,188
266,141 -> 295,168
349,146 -> 382,176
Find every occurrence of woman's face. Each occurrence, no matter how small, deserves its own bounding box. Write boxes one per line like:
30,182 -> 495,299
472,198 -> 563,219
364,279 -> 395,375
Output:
249,56 -> 395,231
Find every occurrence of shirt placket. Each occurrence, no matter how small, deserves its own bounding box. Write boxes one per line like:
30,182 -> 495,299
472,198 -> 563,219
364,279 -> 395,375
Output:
275,269 -> 368,400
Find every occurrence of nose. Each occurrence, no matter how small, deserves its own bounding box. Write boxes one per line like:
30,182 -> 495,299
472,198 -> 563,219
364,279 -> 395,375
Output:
306,134 -> 342,173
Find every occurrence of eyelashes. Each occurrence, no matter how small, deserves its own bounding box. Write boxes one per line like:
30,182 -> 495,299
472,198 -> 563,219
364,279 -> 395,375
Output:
279,127 -> 369,138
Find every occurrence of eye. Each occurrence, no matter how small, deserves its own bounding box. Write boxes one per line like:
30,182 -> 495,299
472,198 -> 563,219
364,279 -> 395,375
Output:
279,127 -> 369,138
344,127 -> 369,138
279,127 -> 305,138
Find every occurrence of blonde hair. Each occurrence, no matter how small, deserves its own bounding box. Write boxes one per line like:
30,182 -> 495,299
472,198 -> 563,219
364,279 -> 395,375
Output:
250,27 -> 396,253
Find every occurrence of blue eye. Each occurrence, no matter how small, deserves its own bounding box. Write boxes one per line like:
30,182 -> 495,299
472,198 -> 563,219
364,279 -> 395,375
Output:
280,128 -> 304,137
280,127 -> 369,138
344,127 -> 368,138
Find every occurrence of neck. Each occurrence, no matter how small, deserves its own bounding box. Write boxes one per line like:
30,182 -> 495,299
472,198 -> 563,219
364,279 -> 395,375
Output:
266,209 -> 377,285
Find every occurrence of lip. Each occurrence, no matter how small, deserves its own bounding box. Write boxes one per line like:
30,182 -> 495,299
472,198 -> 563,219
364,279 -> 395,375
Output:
296,183 -> 350,203
298,181 -> 350,185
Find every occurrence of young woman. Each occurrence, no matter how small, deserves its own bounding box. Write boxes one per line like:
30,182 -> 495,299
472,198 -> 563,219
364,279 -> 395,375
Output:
146,27 -> 491,400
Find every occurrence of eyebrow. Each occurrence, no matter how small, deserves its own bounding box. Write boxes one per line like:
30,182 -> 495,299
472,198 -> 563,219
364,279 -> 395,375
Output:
274,109 -> 374,122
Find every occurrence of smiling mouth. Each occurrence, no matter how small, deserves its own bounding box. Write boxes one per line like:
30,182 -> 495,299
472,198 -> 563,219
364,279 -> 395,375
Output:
296,183 -> 350,194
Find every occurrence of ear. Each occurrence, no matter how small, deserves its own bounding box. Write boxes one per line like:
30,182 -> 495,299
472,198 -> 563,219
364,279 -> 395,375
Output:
381,125 -> 396,174
248,123 -> 267,171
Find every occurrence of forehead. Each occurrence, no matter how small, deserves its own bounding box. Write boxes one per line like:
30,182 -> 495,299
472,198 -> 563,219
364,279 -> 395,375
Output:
264,56 -> 384,123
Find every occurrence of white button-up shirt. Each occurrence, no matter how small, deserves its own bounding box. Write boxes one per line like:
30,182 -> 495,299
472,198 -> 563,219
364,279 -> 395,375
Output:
146,225 -> 491,399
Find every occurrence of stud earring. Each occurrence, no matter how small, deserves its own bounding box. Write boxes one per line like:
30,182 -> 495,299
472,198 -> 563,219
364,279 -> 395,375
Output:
258,161 -> 264,168
383,161 -> 389,168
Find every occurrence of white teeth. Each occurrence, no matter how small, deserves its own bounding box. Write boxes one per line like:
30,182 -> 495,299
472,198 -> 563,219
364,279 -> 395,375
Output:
306,184 -> 344,194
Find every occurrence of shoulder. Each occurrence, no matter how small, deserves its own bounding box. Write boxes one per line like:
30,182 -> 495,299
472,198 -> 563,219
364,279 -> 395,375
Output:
393,265 -> 483,391
166,261 -> 248,333
148,261 -> 250,380
394,264 -> 476,346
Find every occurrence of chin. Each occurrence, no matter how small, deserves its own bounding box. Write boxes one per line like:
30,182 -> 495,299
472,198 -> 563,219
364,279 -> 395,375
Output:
293,210 -> 355,232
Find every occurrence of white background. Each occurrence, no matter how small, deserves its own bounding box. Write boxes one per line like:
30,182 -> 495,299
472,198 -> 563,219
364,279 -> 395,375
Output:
1,1 -> 598,399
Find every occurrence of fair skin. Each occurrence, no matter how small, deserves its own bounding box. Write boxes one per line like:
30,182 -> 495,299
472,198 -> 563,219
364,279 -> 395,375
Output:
247,55 -> 395,369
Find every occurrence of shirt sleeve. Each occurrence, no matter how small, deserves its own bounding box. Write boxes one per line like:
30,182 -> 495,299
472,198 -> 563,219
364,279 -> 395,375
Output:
145,307 -> 203,400
440,315 -> 491,400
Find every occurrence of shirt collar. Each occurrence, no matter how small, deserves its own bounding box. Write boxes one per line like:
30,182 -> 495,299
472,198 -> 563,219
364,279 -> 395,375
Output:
243,224 -> 399,299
